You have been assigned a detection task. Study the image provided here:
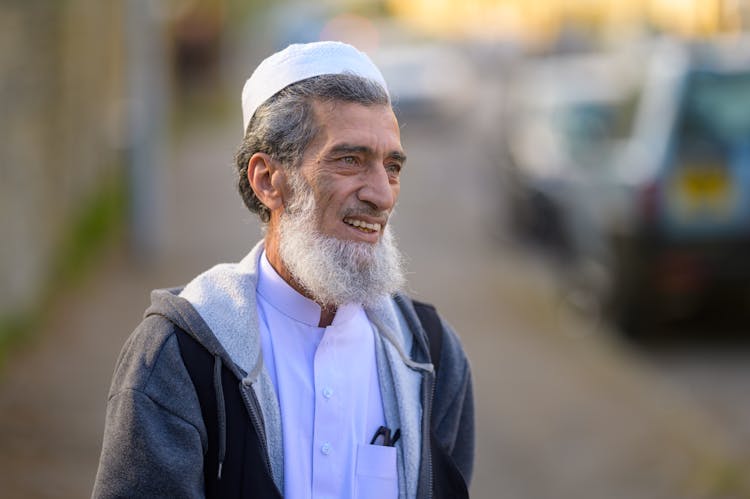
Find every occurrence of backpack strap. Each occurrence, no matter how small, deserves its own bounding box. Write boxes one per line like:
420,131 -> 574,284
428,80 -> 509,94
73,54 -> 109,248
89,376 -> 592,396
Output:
174,328 -> 221,496
409,299 -> 469,499
412,299 -> 443,372
173,326 -> 281,499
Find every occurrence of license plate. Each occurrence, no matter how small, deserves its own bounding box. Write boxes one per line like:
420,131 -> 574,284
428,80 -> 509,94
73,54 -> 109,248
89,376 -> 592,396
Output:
671,165 -> 735,219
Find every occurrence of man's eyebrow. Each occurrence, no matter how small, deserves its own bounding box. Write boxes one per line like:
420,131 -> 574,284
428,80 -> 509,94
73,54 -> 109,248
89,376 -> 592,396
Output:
328,144 -> 372,156
328,143 -> 407,163
388,151 -> 407,163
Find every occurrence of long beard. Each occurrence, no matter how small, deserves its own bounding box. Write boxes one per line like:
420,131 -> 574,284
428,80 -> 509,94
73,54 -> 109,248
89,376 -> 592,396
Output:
277,177 -> 405,308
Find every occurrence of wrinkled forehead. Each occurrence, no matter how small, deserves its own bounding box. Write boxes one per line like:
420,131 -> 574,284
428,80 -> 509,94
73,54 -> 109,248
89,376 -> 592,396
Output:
311,97 -> 395,119
303,102 -> 406,168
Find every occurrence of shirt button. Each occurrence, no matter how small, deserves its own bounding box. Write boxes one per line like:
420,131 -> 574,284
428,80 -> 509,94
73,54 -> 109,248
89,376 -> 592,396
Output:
321,442 -> 332,455
322,387 -> 333,399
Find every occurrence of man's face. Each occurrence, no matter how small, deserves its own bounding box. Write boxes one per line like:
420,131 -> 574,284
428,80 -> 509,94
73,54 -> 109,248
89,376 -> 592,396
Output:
292,100 -> 405,244
270,100 -> 407,308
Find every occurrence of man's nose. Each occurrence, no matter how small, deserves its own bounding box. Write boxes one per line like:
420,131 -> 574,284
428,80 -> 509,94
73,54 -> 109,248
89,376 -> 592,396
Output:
358,165 -> 397,212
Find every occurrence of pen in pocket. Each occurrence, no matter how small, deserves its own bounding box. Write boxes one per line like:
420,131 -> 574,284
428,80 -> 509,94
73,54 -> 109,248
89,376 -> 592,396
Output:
370,426 -> 401,447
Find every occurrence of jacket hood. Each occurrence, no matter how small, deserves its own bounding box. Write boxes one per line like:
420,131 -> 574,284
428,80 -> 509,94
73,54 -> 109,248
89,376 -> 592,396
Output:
144,288 -> 248,379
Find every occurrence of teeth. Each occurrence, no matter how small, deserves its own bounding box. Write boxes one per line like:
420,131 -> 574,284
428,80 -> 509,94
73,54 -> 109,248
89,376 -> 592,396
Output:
344,218 -> 381,232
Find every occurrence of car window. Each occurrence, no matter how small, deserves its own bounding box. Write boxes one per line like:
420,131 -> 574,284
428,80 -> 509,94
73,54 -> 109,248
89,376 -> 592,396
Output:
556,94 -> 638,172
679,71 -> 750,147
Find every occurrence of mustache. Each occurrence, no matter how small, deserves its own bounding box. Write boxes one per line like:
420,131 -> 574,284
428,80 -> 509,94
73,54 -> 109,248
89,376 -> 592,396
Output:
341,206 -> 390,223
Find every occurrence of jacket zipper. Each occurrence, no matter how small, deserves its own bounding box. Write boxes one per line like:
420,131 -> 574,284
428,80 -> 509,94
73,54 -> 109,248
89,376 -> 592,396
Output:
424,370 -> 436,499
240,381 -> 282,496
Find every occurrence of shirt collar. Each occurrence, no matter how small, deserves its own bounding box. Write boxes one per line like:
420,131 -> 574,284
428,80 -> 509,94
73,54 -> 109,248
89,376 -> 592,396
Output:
257,251 -> 364,328
257,251 -> 322,327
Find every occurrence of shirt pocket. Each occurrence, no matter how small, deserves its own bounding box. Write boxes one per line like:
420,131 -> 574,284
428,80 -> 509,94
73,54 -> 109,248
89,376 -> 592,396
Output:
354,443 -> 398,499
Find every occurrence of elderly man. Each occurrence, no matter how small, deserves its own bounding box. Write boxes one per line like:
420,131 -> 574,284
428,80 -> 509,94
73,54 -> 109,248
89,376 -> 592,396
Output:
93,41 -> 474,499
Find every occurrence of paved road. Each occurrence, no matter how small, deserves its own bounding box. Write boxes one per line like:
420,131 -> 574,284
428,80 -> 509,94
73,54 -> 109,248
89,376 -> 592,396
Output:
1,99 -> 749,499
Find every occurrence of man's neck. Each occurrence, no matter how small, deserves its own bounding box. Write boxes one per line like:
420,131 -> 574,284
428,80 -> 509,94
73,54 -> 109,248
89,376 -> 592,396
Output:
318,307 -> 335,328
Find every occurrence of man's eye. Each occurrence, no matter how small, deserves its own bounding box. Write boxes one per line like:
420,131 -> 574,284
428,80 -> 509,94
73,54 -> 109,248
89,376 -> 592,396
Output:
386,164 -> 402,175
341,156 -> 357,165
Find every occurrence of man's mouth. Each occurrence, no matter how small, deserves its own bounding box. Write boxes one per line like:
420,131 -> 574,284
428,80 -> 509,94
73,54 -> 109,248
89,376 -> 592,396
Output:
343,217 -> 382,233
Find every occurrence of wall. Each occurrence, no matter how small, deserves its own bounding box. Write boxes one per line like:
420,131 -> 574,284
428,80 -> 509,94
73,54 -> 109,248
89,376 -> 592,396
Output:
0,0 -> 126,321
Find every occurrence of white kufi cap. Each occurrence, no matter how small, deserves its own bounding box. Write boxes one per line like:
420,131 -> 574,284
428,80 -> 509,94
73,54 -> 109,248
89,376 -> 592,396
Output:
241,41 -> 389,133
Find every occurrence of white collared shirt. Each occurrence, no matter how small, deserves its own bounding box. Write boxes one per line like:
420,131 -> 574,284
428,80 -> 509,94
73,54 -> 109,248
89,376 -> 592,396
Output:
256,252 -> 398,499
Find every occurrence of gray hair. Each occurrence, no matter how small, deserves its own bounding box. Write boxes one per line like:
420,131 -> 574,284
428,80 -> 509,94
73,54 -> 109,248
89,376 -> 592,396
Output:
235,73 -> 390,222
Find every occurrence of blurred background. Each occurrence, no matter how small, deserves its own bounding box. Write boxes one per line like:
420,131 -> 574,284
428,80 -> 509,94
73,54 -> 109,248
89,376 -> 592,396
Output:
2,0 -> 750,497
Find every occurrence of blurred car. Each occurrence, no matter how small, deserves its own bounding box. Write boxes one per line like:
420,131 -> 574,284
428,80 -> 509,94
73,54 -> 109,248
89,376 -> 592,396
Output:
501,50 -> 640,255
502,37 -> 750,336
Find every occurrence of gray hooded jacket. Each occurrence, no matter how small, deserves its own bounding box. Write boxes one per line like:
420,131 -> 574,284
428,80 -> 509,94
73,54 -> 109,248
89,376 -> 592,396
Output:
92,242 -> 474,498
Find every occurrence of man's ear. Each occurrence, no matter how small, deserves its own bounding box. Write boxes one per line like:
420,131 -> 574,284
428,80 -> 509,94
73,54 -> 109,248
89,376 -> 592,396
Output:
247,153 -> 286,211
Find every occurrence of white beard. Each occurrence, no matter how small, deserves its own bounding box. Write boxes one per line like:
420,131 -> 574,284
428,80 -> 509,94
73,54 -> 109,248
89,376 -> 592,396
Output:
277,176 -> 406,309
